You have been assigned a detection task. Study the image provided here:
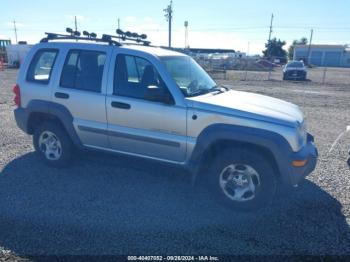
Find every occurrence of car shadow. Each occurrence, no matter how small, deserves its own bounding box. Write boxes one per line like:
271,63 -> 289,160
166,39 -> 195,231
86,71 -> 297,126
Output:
0,151 -> 349,255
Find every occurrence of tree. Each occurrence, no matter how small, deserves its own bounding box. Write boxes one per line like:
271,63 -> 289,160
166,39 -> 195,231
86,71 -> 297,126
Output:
288,37 -> 308,60
262,38 -> 287,63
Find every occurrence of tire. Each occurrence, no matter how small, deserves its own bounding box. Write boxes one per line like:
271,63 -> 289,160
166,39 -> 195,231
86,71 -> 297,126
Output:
205,148 -> 277,211
283,74 -> 287,81
33,121 -> 74,168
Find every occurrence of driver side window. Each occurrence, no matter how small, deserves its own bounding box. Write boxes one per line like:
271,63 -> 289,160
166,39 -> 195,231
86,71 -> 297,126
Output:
113,54 -> 171,102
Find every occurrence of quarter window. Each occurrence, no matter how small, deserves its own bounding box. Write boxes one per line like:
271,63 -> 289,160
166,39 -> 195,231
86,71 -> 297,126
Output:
60,50 -> 106,92
26,49 -> 58,84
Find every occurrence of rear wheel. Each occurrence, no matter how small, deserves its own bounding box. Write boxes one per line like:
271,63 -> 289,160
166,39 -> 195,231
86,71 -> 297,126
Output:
205,148 -> 277,211
33,122 -> 74,167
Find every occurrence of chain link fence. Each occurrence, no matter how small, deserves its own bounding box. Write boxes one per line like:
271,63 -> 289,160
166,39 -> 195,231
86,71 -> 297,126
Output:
195,56 -> 350,86
206,66 -> 350,86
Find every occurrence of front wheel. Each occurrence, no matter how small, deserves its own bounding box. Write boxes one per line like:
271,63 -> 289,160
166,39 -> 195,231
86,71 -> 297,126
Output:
205,148 -> 277,211
33,122 -> 74,168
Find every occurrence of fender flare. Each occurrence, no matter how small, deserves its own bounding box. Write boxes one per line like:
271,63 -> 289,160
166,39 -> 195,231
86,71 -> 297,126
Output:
187,124 -> 294,184
25,100 -> 83,148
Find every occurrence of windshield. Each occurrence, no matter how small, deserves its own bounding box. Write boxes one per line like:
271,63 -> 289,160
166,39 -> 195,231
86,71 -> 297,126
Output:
161,56 -> 217,97
287,61 -> 304,68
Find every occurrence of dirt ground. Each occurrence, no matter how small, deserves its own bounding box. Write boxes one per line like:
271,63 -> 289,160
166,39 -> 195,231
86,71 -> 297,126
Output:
1,69 -> 350,257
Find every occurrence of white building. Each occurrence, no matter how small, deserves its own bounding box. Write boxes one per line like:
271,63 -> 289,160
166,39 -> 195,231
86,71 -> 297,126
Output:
293,45 -> 350,68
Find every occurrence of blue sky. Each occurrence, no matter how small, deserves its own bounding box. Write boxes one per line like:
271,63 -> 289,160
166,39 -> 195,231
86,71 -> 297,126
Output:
1,0 -> 349,54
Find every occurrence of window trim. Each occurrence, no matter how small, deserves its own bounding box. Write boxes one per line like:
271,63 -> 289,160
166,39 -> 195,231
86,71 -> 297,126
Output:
26,48 -> 59,85
59,49 -> 107,93
113,53 -> 174,104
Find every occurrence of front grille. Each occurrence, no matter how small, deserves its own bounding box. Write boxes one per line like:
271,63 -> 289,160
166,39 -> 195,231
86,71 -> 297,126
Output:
287,70 -> 304,77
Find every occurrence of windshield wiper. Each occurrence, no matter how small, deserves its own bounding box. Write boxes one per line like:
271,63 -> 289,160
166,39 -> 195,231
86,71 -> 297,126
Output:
187,89 -> 211,97
209,85 -> 229,94
187,85 -> 229,97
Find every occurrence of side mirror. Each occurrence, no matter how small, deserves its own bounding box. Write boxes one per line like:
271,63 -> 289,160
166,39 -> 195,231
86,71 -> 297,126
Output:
145,85 -> 173,104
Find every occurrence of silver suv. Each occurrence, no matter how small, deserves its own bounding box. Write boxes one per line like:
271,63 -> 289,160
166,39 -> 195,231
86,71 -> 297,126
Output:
13,31 -> 318,211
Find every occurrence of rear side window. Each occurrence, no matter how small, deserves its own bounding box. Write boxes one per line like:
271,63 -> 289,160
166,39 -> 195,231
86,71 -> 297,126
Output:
60,50 -> 106,93
26,49 -> 58,84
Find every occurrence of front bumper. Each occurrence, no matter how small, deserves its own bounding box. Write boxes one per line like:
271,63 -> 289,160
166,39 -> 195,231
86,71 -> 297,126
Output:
286,133 -> 318,186
284,70 -> 307,79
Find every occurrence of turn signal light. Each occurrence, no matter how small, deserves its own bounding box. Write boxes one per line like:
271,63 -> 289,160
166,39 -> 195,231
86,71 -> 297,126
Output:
292,160 -> 307,167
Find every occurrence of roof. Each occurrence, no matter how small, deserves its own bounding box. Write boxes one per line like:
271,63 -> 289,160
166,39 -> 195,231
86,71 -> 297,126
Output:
36,40 -> 185,57
170,47 -> 235,54
122,45 -> 186,57
294,44 -> 346,49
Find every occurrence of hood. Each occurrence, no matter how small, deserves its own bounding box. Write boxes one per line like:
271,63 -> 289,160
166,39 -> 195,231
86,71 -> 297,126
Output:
187,90 -> 304,127
284,67 -> 306,71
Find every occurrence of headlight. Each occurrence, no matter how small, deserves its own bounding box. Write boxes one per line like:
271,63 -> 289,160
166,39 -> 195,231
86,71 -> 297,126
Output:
297,121 -> 307,147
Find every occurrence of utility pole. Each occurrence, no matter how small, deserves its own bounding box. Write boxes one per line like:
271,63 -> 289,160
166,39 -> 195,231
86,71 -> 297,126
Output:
118,18 -> 120,29
268,13 -> 274,43
13,20 -> 18,44
74,16 -> 78,32
184,21 -> 189,48
267,13 -> 274,60
267,14 -> 274,79
164,0 -> 173,48
306,29 -> 314,65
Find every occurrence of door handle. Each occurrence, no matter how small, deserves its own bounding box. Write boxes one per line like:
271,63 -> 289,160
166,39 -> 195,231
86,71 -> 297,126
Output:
55,92 -> 69,99
111,101 -> 131,110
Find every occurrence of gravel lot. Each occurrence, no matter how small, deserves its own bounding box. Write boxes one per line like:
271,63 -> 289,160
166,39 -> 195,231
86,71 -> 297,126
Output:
1,69 -> 350,257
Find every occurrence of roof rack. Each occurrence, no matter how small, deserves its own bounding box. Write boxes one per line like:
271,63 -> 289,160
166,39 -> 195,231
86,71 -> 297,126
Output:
111,29 -> 151,46
40,28 -> 121,46
40,28 -> 152,47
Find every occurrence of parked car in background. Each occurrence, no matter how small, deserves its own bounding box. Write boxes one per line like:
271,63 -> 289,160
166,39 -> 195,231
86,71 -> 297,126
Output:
283,60 -> 307,81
